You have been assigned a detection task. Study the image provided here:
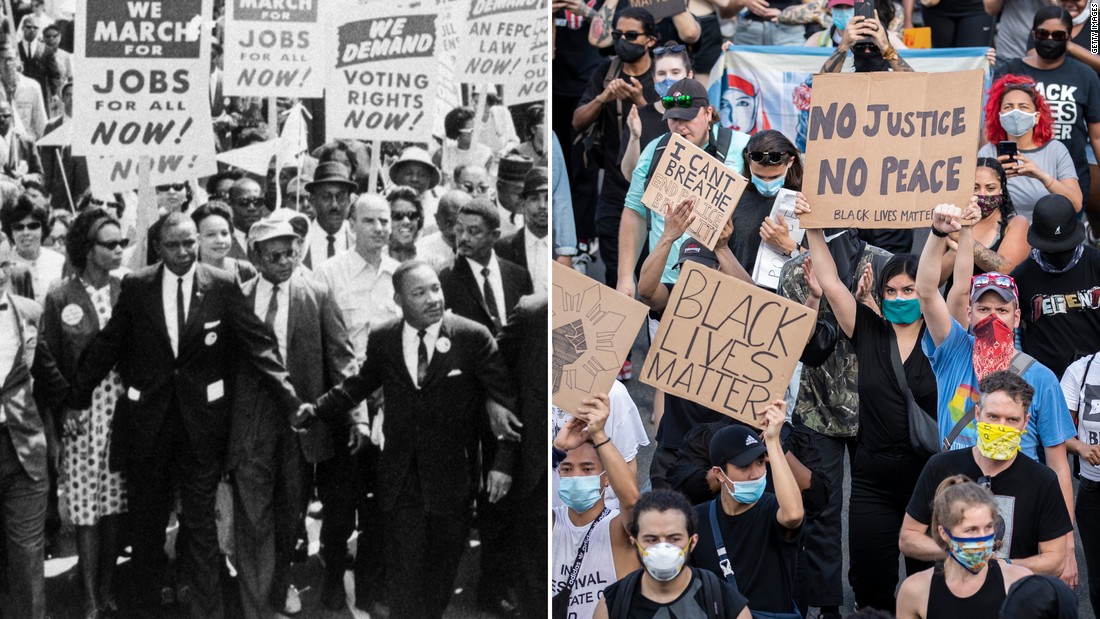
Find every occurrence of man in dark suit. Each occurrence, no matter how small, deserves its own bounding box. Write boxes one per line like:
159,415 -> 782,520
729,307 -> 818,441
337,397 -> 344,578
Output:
440,198 -> 533,336
0,100 -> 41,181
228,218 -> 358,618
494,167 -> 548,291
40,80 -> 88,212
16,15 -> 48,104
63,212 -> 300,619
301,260 -> 521,619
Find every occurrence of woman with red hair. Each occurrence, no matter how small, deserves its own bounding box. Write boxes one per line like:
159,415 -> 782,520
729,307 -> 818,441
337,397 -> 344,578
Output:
978,74 -> 1082,220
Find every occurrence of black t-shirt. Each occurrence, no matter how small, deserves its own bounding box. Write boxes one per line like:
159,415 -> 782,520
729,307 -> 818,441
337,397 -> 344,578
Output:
849,303 -> 938,453
905,449 -> 1073,560
923,0 -> 984,17
999,57 -> 1100,193
602,567 -> 750,619
727,184 -> 775,274
553,0 -> 609,97
692,495 -> 802,613
1012,247 -> 1100,378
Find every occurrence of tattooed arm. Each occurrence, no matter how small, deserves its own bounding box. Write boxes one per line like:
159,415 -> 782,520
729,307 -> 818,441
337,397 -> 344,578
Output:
779,0 -> 827,26
819,47 -> 848,74
588,0 -> 621,48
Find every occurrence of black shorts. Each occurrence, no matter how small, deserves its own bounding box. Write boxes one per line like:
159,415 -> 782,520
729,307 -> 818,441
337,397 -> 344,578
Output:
691,13 -> 724,73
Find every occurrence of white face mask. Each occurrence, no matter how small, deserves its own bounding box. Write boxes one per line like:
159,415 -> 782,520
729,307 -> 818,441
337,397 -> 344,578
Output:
637,541 -> 688,581
1073,6 -> 1090,25
999,109 -> 1037,137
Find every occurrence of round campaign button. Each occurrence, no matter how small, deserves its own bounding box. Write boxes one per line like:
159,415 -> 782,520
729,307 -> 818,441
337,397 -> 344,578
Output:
205,332 -> 218,346
61,304 -> 84,326
435,337 -> 451,353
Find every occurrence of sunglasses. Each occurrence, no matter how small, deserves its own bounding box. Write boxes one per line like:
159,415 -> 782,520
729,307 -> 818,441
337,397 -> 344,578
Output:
12,221 -> 41,231
653,44 -> 686,56
461,182 -> 492,194
156,183 -> 187,192
748,151 -> 791,165
971,273 -> 1019,299
1033,28 -> 1070,41
95,238 -> 130,251
392,212 -> 421,222
237,197 -> 266,208
661,94 -> 694,108
262,248 -> 296,263
611,30 -> 648,42
89,198 -> 122,211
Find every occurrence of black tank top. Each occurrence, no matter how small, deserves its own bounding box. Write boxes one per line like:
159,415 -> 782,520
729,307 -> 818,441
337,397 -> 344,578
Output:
926,560 -> 1006,619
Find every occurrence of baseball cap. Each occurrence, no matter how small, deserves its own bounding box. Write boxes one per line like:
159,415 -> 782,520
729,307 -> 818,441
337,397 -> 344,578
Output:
1027,194 -> 1084,253
999,575 -> 1078,619
676,240 -> 718,269
662,79 -> 710,122
828,0 -> 854,6
709,425 -> 767,468
970,272 -> 1018,304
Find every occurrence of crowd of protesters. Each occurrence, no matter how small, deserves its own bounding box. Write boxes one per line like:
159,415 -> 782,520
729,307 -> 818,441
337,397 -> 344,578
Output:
552,0 -> 1100,617
0,1 -> 549,619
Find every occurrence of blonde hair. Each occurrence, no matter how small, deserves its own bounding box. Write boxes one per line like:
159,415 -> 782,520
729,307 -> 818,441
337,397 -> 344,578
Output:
929,475 -> 1001,552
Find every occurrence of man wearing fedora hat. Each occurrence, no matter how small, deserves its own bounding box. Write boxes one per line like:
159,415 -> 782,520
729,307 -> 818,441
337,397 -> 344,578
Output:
1011,193 -> 1100,379
301,161 -> 357,270
495,166 -> 549,291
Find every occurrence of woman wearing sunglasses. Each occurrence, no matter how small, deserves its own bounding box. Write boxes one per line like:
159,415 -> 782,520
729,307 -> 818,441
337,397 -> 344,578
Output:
977,73 -> 1082,221
386,185 -> 424,263
1,192 -> 64,303
41,207 -> 131,618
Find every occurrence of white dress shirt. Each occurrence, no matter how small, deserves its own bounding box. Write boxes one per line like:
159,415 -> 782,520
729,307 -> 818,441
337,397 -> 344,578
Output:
402,319 -> 442,387
314,251 -> 401,362
12,247 -> 65,304
465,254 -> 507,325
161,264 -> 196,357
415,232 -> 455,273
253,277 -> 290,363
0,294 -> 18,396
523,228 -> 548,292
306,220 -> 353,268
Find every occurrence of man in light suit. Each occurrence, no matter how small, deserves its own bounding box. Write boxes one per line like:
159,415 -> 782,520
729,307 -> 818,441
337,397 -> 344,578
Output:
63,212 -> 300,619
228,218 -> 358,618
439,198 -> 533,337
301,260 -> 522,619
0,236 -> 67,619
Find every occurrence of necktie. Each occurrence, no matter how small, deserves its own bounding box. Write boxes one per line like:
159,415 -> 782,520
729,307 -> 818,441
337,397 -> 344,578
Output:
176,277 -> 186,347
264,284 -> 279,331
481,267 -> 501,330
416,329 -> 428,387
326,235 -> 336,258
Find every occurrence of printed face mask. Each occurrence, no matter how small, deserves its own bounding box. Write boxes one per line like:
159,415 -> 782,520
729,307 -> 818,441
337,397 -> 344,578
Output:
723,471 -> 767,504
972,314 -> 1016,381
637,541 -> 689,581
557,473 -> 604,513
882,297 -> 922,325
998,110 -> 1037,137
945,531 -> 996,574
976,421 -> 1024,460
975,194 -> 1004,218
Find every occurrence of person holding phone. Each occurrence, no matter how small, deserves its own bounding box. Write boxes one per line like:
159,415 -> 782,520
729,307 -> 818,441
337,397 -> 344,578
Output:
978,74 -> 1082,221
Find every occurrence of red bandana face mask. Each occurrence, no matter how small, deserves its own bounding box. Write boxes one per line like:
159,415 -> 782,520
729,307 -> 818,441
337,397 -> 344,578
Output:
972,314 -> 1015,380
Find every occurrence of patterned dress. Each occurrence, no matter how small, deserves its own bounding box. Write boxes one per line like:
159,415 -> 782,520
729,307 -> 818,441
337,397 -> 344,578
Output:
63,283 -> 127,525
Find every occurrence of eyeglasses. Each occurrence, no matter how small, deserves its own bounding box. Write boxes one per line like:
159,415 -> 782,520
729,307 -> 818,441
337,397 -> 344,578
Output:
392,212 -> 420,222
236,197 -> 266,208
1033,28 -> 1070,41
653,44 -> 686,56
661,94 -> 694,109
262,248 -> 296,263
89,198 -> 122,211
748,151 -> 791,165
156,183 -> 187,192
977,476 -> 991,490
611,30 -> 648,42
971,273 -> 1019,300
11,222 -> 41,231
461,182 -> 492,194
95,239 -> 130,251
161,239 -> 196,250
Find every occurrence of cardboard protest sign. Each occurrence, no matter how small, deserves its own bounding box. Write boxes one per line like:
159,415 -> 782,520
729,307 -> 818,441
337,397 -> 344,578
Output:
507,0 -> 549,105
73,0 -> 215,159
223,0 -> 327,97
327,4 -> 438,144
629,0 -> 688,21
641,262 -> 814,428
460,0 -> 541,92
552,261 -> 649,414
641,132 -> 748,250
801,71 -> 984,229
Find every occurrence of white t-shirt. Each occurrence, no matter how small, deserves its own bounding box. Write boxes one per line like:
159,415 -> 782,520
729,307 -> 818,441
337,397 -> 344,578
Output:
1061,352 -> 1100,482
551,505 -> 620,619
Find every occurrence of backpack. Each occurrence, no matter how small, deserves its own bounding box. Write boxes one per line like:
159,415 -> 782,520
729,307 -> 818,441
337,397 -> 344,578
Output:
643,126 -> 735,191
610,567 -> 726,619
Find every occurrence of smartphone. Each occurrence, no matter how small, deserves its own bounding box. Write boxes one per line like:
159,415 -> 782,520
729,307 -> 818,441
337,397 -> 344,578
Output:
854,0 -> 874,20
996,141 -> 1018,161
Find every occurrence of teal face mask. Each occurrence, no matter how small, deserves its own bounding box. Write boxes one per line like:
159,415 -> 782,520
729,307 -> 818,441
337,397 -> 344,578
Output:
751,175 -> 785,197
882,297 -> 922,325
558,473 -> 604,513
831,7 -> 854,31
724,471 -> 767,504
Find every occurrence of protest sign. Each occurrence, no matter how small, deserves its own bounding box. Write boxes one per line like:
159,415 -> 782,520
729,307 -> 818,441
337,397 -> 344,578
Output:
800,71 -> 984,229
641,262 -> 814,428
640,132 -> 748,250
552,261 -> 649,415
460,0 -> 541,94
327,4 -> 438,144
507,0 -> 549,105
223,0 -> 327,97
752,188 -> 804,290
629,0 -> 687,21
87,153 -> 218,193
73,0 -> 215,159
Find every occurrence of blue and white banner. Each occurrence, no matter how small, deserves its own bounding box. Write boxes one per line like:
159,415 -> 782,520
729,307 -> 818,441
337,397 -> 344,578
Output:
705,46 -> 990,151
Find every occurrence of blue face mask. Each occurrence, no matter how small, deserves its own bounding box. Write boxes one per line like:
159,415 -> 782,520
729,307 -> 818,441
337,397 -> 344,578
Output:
751,175 -> 785,197
558,473 -> 604,513
831,7 -> 854,31
724,471 -> 767,504
654,78 -> 677,98
882,297 -> 922,325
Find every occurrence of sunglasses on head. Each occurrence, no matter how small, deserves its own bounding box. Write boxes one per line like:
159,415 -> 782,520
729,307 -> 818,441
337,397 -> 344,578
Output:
95,238 -> 129,251
1033,27 -> 1070,41
971,273 -> 1019,299
661,94 -> 694,108
12,221 -> 41,231
611,30 -> 648,42
653,44 -> 686,56
748,151 -> 791,165
157,183 -> 186,192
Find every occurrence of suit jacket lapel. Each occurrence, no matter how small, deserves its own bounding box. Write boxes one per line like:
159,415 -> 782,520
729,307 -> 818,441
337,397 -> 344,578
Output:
459,258 -> 493,324
286,277 -> 305,355
151,266 -> 172,356
181,265 -> 210,346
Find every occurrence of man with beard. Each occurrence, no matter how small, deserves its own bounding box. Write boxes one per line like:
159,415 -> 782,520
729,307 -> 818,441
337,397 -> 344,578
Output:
0,44 -> 45,140
495,167 -> 549,291
300,162 -> 356,269
227,177 -> 268,262
417,189 -> 471,273
916,203 -> 1079,586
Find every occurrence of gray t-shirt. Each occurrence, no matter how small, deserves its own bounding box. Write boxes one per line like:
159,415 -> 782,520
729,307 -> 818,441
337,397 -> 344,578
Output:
994,0 -> 1052,59
978,139 -> 1078,221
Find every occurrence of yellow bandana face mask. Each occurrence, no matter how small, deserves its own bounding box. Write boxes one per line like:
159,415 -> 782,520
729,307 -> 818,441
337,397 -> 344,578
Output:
976,422 -> 1024,460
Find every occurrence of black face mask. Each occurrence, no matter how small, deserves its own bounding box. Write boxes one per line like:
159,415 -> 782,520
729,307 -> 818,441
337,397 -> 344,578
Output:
1035,39 -> 1067,60
614,39 -> 648,63
1041,247 -> 1077,269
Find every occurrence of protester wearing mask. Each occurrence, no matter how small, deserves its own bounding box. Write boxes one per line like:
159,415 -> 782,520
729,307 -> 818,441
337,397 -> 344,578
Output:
900,372 -> 1073,580
796,0 -> 907,48
798,195 -> 937,612
620,42 -> 694,179
551,393 -> 641,619
594,489 -> 751,619
998,7 -> 1100,221
896,476 -> 1033,619
691,401 -> 804,616
916,203 -> 1079,586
